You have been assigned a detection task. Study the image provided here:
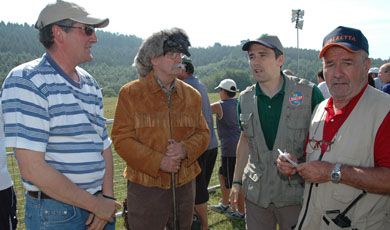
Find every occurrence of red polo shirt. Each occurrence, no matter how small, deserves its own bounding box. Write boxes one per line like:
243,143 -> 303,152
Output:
308,85 -> 390,167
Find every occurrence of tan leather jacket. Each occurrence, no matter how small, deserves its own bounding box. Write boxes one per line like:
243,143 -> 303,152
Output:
112,71 -> 210,189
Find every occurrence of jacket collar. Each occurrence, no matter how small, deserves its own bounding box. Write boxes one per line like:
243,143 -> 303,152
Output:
145,70 -> 184,99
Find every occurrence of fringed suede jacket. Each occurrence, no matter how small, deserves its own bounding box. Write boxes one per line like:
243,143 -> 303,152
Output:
112,70 -> 210,189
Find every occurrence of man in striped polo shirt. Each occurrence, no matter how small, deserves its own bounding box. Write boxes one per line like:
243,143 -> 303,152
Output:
0,1 -> 121,229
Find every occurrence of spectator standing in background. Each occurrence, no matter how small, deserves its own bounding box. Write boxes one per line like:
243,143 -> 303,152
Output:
178,55 -> 218,230
367,67 -> 378,88
379,63 -> 390,94
317,68 -> 330,99
210,79 -> 245,221
368,67 -> 382,89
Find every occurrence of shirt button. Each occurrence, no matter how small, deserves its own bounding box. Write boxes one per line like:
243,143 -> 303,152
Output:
331,119 -> 334,122
268,105 -> 271,109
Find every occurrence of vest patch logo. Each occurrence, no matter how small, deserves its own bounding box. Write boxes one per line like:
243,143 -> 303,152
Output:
289,92 -> 304,106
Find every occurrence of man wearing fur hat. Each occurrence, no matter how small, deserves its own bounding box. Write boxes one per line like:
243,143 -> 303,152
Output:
111,28 -> 210,230
0,0 -> 121,229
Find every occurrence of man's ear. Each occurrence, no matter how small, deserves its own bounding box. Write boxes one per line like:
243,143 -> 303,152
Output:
52,25 -> 64,43
364,58 -> 372,73
277,54 -> 285,67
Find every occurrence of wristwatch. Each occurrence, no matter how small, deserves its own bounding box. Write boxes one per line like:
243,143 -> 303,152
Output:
330,163 -> 341,183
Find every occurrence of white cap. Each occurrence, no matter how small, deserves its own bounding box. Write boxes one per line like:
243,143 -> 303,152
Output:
368,67 -> 379,74
215,79 -> 239,92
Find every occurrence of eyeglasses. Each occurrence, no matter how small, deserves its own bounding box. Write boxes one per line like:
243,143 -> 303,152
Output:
58,25 -> 95,36
308,139 -> 334,153
165,52 -> 182,60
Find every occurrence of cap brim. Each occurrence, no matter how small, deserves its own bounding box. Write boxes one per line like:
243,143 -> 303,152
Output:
242,40 -> 274,51
318,43 -> 359,58
72,16 -> 109,28
214,86 -> 239,92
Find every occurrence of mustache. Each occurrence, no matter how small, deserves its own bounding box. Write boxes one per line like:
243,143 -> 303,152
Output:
329,78 -> 349,85
171,63 -> 185,70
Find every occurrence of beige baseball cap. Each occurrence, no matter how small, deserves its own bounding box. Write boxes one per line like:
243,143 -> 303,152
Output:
35,0 -> 109,30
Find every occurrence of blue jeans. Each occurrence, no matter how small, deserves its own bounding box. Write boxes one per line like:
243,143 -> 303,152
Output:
25,193 -> 115,230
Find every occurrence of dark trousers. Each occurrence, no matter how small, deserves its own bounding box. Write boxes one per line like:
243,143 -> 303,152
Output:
0,186 -> 17,230
195,147 -> 218,204
126,180 -> 195,230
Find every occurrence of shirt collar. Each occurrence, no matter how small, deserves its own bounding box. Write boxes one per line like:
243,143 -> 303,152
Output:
154,72 -> 176,95
325,84 -> 368,116
145,70 -> 183,99
255,71 -> 286,97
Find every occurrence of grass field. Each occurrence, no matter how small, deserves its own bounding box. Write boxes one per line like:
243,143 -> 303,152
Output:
8,93 -> 246,230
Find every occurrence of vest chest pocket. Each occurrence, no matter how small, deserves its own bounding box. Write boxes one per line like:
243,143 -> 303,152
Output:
240,113 -> 254,137
285,105 -> 311,156
285,105 -> 311,129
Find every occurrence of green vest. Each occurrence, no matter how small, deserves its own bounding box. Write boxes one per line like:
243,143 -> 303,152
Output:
296,86 -> 390,230
239,75 -> 314,208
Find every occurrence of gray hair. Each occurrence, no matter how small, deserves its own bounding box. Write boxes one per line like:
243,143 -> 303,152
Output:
133,28 -> 190,78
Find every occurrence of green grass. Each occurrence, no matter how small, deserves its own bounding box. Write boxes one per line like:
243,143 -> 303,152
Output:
9,94 -> 243,230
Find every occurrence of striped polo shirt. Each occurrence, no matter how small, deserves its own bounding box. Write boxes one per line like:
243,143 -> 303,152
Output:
0,53 -> 111,194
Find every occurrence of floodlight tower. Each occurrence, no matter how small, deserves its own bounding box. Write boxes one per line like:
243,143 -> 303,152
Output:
291,9 -> 304,75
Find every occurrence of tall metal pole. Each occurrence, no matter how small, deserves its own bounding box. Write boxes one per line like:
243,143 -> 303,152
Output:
297,26 -> 300,75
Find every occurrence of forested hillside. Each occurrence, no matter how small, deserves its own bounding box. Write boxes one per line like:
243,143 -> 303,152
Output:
0,22 -> 387,96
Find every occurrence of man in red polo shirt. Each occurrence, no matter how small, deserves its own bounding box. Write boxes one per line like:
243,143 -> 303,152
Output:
277,26 -> 390,230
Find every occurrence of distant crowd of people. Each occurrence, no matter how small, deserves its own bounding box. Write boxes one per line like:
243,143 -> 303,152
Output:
1,1 -> 389,230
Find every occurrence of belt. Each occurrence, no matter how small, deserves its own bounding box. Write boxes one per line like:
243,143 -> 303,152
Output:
28,191 -> 52,199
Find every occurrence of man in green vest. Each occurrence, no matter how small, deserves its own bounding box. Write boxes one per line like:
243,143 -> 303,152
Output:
231,34 -> 324,230
277,26 -> 390,230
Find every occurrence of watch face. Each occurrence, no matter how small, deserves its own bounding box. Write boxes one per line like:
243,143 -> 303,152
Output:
331,163 -> 341,182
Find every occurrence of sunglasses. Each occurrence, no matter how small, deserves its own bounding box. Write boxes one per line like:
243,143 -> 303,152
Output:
58,25 -> 95,36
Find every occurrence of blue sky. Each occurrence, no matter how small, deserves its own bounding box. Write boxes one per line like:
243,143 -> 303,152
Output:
1,0 -> 389,60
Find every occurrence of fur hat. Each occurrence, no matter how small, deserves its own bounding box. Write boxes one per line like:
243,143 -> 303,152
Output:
134,28 -> 191,78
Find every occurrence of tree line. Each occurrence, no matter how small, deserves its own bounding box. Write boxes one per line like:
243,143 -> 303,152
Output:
0,22 -> 387,96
